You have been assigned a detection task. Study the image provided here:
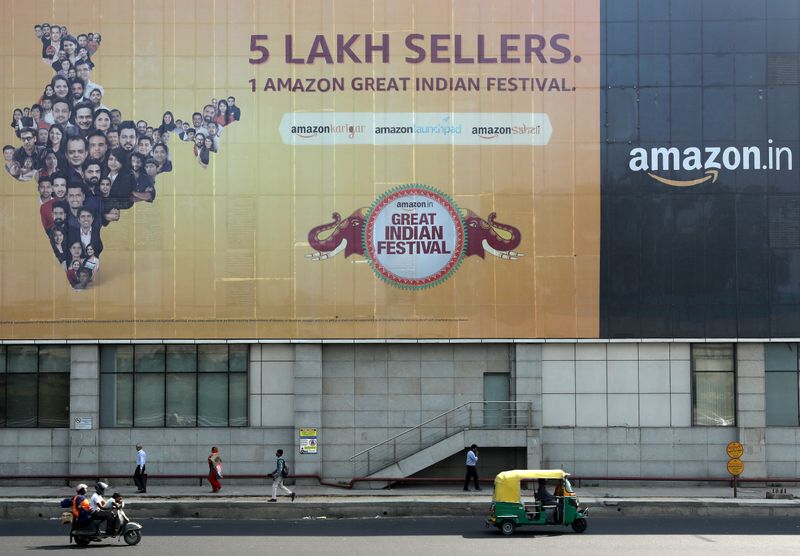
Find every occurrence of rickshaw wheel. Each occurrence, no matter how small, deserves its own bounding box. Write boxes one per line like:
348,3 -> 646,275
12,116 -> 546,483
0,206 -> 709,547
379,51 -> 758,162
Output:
571,518 -> 587,533
500,520 -> 516,535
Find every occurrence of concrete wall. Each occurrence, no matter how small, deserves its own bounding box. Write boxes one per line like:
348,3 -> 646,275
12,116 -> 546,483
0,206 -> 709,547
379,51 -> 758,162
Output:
320,343 -> 512,479
2,340 -> 799,484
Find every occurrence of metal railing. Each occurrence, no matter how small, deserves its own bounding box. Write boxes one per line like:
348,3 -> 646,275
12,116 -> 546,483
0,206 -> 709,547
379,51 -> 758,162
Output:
349,401 -> 533,477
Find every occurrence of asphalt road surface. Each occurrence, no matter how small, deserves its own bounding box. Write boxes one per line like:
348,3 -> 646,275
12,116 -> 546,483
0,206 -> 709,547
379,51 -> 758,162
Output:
2,516 -> 799,555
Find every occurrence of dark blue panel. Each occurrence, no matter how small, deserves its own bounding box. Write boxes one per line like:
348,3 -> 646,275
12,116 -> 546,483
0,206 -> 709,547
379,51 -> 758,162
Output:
703,22 -> 736,53
638,88 -> 670,141
737,248 -> 770,304
671,54 -> 702,86
607,302 -> 642,337
607,22 -> 638,54
770,249 -> 800,303
670,87 -> 702,141
736,195 -> 769,249
639,55 -> 670,86
704,250 -> 738,304
605,143 -> 640,194
606,55 -> 639,87
738,304 -> 770,337
735,88 -> 767,141
608,250 -> 642,300
767,88 -> 800,141
734,0 -> 766,20
606,0 -> 638,21
703,0 -> 736,21
705,305 -> 738,336
610,196 -> 642,251
670,21 -> 702,53
767,0 -> 800,19
671,0 -> 702,20
606,88 -> 638,141
734,54 -> 766,86
772,305 -> 800,336
671,304 -> 706,337
702,87 -> 736,141
639,305 -> 672,336
704,195 -> 736,246
767,20 -> 800,51
639,21 -> 670,54
734,20 -> 767,52
639,0 -> 669,21
703,54 -> 736,86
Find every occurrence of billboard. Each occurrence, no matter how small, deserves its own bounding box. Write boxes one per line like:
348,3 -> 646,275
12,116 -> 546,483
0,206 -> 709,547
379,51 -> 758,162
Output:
599,1 -> 800,339
0,0 -> 600,339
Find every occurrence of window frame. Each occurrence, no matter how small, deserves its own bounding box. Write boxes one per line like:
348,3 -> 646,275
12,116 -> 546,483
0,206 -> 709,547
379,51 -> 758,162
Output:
100,344 -> 248,428
690,343 -> 737,427
0,345 -> 71,428
764,343 -> 800,427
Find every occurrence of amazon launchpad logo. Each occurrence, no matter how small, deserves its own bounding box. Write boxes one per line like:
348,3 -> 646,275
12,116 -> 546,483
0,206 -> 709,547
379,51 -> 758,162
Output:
629,140 -> 794,187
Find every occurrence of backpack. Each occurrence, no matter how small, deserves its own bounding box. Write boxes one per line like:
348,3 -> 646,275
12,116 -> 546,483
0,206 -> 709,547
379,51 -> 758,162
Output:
280,459 -> 289,479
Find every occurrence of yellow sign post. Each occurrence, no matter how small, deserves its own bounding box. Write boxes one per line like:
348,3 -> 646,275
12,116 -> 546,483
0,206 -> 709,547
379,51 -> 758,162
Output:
726,442 -> 744,498
726,442 -> 744,459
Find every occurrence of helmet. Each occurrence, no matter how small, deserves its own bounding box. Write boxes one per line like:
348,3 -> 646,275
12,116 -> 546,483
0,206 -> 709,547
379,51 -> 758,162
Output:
95,481 -> 108,495
76,483 -> 88,494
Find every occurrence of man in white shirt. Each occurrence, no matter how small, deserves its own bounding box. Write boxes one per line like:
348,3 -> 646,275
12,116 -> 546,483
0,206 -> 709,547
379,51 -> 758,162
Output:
134,444 -> 147,493
89,481 -> 115,535
463,444 -> 481,491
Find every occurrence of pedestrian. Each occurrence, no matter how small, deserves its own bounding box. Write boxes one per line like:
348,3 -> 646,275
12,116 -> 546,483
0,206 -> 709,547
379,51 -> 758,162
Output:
208,446 -> 222,493
269,449 -> 295,502
133,444 -> 147,493
463,444 -> 481,491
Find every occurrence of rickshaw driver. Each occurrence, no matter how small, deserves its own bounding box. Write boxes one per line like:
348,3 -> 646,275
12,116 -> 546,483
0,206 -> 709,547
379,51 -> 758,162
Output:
537,479 -> 559,523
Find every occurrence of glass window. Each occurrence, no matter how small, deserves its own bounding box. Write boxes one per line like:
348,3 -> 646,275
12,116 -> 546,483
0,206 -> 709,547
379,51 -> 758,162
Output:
692,344 -> 736,426
100,345 -> 247,428
166,373 -> 197,426
134,374 -> 165,427
0,345 -> 70,428
765,343 -> 800,426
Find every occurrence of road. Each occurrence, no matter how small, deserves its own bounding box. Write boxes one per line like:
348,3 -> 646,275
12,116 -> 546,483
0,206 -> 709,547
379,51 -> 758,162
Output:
2,516 -> 799,555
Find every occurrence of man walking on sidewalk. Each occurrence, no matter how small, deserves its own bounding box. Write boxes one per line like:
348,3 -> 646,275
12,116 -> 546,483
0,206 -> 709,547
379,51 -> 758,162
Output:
133,444 -> 147,493
269,449 -> 296,502
463,444 -> 481,491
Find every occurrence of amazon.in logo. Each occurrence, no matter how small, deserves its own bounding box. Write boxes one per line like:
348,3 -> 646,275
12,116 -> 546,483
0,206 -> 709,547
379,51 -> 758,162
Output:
629,141 -> 794,187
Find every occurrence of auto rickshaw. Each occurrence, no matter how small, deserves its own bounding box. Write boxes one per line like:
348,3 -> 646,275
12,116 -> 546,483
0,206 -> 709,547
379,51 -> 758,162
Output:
486,469 -> 589,535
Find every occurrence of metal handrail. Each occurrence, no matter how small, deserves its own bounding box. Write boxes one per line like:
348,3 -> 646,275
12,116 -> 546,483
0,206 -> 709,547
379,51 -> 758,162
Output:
349,401 -> 533,476
350,400 -> 532,460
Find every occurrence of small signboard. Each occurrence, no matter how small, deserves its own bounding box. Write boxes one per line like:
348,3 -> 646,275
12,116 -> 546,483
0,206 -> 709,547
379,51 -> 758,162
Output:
726,441 -> 744,459
74,416 -> 92,430
727,458 -> 744,476
299,428 -> 318,454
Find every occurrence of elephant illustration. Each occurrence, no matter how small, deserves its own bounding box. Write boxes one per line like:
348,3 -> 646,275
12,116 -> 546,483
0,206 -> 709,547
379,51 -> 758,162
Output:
306,208 -> 368,260
462,210 -> 524,260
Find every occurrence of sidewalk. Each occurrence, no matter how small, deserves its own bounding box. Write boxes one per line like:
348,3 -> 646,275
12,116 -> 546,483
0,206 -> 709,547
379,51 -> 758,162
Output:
3,483 -> 800,520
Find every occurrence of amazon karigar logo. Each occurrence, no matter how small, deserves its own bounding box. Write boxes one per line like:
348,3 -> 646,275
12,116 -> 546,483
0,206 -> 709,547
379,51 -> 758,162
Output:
629,141 -> 794,187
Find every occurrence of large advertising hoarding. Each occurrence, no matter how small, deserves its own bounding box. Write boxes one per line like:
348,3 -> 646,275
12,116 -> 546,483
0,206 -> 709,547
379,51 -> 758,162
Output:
0,0 -> 600,339
599,1 -> 800,339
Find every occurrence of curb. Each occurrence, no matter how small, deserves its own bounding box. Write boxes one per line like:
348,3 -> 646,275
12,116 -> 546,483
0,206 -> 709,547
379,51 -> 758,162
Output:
7,497 -> 800,520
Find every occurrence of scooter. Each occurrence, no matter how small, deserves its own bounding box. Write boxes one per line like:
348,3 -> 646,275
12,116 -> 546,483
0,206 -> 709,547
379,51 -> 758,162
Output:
68,499 -> 143,546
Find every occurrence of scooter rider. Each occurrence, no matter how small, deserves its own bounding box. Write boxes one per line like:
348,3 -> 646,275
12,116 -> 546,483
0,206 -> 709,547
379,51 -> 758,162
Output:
89,481 -> 115,535
60,483 -> 93,528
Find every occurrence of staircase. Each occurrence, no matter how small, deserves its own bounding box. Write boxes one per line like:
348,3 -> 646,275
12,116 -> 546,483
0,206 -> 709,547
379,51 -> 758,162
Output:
349,401 -> 534,478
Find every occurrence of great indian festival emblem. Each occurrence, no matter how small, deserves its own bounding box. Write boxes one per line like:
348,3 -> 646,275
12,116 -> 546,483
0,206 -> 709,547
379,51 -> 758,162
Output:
306,184 -> 524,290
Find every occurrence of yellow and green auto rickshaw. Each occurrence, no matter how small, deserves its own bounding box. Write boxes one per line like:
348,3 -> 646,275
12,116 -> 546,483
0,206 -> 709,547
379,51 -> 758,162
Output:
486,469 -> 589,535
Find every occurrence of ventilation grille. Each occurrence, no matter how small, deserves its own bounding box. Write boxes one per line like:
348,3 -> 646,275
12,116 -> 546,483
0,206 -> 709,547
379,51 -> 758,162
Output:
768,54 -> 800,85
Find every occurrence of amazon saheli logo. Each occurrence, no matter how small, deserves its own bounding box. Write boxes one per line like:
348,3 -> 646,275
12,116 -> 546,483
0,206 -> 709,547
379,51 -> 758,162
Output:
629,140 -> 794,187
